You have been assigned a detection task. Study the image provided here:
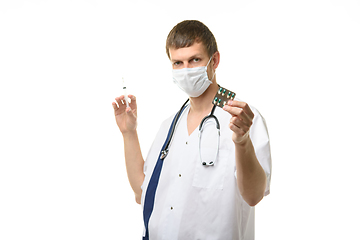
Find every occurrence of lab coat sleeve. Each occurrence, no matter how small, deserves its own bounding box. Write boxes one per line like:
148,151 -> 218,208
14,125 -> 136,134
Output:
249,106 -> 272,196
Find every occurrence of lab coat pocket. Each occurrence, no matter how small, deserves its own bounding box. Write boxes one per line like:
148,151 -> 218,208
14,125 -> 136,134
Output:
192,148 -> 230,190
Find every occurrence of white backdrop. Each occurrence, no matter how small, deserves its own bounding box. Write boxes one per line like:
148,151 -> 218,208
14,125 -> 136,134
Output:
1,0 -> 359,239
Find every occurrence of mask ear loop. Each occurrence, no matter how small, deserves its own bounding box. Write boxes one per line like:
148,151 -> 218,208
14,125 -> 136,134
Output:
205,56 -> 213,68
210,71 -> 216,81
205,55 -> 216,82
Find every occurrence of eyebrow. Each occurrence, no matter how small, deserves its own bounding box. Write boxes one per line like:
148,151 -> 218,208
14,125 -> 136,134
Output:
171,54 -> 204,63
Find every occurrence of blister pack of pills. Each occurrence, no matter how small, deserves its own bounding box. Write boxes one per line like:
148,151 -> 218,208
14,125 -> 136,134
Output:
212,86 -> 236,108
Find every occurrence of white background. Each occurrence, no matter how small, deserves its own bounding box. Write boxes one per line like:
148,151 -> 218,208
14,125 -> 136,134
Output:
1,0 -> 359,239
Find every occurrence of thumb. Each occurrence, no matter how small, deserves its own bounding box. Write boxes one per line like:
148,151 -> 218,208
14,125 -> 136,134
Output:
126,107 -> 137,121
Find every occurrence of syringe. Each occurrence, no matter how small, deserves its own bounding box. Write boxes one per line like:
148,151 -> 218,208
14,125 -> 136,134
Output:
122,77 -> 129,108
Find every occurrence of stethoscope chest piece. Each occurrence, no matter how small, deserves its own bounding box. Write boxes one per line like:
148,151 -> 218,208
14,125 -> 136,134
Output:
160,149 -> 169,160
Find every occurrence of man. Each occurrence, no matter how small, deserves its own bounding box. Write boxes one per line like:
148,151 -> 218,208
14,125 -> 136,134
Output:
112,20 -> 271,240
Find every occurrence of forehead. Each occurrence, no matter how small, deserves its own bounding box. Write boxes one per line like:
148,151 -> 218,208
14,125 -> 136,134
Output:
169,41 -> 208,61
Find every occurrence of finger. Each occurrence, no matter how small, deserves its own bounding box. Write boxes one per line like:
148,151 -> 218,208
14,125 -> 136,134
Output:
229,120 -> 251,144
237,108 -> 252,124
227,100 -> 254,119
115,96 -> 123,104
223,105 -> 252,125
230,115 -> 252,129
229,121 -> 248,136
222,104 -> 238,116
112,102 -> 119,111
128,94 -> 137,109
115,96 -> 126,111
230,115 -> 251,133
126,107 -> 137,122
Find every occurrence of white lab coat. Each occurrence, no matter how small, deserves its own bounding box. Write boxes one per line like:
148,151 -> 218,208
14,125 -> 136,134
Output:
141,100 -> 271,240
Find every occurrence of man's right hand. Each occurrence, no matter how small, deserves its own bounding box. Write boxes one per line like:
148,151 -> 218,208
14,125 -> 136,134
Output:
112,95 -> 137,134
112,95 -> 144,204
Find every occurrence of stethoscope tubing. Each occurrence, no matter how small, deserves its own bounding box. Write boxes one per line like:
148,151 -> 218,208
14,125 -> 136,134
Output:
198,104 -> 220,166
160,99 -> 220,166
160,99 -> 189,160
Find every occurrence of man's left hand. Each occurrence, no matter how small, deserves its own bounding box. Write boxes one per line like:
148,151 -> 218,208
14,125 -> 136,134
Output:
223,100 -> 254,144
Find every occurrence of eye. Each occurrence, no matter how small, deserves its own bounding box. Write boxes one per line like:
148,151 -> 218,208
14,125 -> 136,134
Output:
173,61 -> 182,66
193,58 -> 200,63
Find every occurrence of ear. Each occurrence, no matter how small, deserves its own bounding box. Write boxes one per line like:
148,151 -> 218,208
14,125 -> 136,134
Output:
212,51 -> 220,70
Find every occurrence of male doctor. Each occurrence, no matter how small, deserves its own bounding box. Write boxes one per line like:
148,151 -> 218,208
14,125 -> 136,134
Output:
112,20 -> 271,240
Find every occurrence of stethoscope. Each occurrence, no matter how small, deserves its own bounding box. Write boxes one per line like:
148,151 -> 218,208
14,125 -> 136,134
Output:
160,99 -> 220,166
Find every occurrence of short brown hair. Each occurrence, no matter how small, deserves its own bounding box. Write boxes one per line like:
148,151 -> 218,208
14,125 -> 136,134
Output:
166,20 -> 218,59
